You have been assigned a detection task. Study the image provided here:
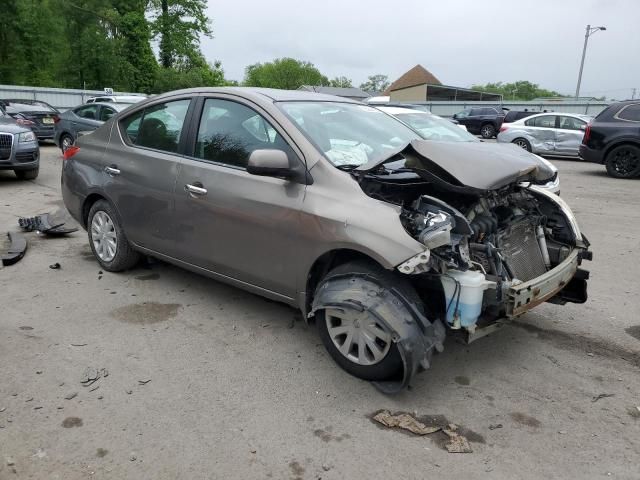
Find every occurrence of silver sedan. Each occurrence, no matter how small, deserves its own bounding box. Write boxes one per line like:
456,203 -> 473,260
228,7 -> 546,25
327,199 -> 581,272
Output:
497,112 -> 592,157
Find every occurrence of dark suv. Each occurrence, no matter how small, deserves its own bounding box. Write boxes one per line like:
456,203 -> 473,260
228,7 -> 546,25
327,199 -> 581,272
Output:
452,107 -> 505,138
580,100 -> 640,178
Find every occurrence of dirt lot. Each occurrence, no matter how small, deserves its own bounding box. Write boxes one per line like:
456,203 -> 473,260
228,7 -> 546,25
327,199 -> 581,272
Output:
1,145 -> 639,479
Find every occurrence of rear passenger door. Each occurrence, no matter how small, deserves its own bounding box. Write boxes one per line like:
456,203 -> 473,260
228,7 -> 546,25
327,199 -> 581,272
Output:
555,116 -> 587,155
104,97 -> 194,255
524,115 -> 557,154
172,96 -> 306,298
71,105 -> 102,137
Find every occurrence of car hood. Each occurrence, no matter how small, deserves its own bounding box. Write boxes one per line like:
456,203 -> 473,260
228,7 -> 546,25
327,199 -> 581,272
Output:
0,116 -> 28,134
359,140 -> 557,192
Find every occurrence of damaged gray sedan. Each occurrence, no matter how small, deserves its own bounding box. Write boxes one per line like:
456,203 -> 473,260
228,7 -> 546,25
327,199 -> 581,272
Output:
61,88 -> 591,393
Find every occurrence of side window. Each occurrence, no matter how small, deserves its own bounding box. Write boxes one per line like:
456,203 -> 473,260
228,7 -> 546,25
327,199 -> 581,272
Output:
455,109 -> 470,118
617,104 -> 640,122
120,99 -> 190,153
99,107 -> 117,122
526,115 -> 556,128
558,116 -> 586,131
75,105 -> 99,119
469,109 -> 481,116
195,98 -> 291,168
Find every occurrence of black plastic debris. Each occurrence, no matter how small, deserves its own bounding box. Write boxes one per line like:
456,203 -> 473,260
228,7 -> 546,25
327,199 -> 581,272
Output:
1,232 -> 27,266
18,213 -> 78,236
49,262 -> 61,270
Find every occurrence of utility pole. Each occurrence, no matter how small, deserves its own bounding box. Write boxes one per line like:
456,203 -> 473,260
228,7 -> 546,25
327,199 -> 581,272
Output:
575,24 -> 607,99
632,88 -> 637,100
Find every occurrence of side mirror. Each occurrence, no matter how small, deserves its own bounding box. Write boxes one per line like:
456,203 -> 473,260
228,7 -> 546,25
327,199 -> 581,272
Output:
247,149 -> 293,178
452,113 -> 458,119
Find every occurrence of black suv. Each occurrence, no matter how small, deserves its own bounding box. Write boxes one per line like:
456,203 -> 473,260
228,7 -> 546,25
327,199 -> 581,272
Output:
503,110 -> 538,123
580,100 -> 640,178
452,107 -> 505,138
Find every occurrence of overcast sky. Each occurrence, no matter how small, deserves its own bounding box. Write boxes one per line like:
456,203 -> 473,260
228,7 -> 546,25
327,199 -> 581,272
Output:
201,0 -> 639,98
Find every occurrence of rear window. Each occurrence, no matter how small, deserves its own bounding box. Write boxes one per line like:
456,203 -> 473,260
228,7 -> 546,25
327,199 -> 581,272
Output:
616,104 -> 640,122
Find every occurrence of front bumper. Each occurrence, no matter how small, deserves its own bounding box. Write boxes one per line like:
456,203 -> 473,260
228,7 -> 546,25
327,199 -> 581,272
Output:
0,137 -> 39,170
506,248 -> 586,317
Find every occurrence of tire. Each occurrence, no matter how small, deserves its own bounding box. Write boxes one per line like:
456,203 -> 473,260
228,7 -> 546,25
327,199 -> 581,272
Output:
315,260 -> 424,381
87,200 -> 140,271
14,167 -> 39,180
512,137 -> 532,152
60,134 -> 74,153
605,144 -> 640,178
480,123 -> 496,139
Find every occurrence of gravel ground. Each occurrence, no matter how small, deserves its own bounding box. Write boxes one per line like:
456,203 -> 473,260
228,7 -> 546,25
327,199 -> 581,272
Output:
1,145 -> 639,479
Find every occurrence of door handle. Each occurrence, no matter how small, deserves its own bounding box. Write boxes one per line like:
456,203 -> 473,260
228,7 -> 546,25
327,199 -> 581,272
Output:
104,165 -> 121,176
185,183 -> 207,196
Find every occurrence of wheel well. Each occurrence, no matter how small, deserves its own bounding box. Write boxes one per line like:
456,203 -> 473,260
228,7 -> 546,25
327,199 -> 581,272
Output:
304,249 -> 384,320
82,193 -> 105,228
603,141 -> 640,162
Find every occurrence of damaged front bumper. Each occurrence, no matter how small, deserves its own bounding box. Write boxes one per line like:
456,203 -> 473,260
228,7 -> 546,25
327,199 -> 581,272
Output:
506,248 -> 587,317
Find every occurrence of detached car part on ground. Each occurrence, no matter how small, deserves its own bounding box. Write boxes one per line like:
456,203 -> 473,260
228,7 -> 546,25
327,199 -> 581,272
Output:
0,110 -> 40,179
60,88 -> 591,393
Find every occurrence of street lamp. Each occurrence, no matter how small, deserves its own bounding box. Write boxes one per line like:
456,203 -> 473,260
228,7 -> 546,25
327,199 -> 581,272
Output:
575,25 -> 606,98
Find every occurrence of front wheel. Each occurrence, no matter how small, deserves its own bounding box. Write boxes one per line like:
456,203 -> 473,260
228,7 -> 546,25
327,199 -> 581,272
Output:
87,200 -> 140,271
605,145 -> 640,178
480,123 -> 496,139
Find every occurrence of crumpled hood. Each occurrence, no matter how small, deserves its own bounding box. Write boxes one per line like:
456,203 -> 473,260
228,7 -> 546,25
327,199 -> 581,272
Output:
360,140 -> 557,192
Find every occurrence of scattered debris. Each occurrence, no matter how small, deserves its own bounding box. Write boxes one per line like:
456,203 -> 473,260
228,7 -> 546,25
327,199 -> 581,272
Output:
488,424 -> 503,430
80,367 -> 108,387
36,370 -> 42,374
138,379 -> 151,385
25,397 -> 33,402
592,393 -> 615,403
129,454 -> 137,461
125,390 -> 132,395
70,343 -> 87,347
89,386 -> 100,392
372,410 -> 441,435
0,407 -> 5,412
64,392 -> 78,400
18,214 -> 78,236
34,406 -> 43,410
1,232 -> 27,266
49,262 -> 61,270
443,424 -> 473,453
6,457 -> 15,466
558,430 -> 567,434
627,406 -> 640,419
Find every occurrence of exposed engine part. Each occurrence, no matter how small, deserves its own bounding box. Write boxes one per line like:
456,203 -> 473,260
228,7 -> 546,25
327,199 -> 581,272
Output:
497,218 -> 547,282
398,250 -> 431,274
536,225 -> 551,268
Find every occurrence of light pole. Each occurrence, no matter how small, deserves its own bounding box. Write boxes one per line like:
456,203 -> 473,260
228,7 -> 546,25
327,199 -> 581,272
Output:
575,25 -> 606,98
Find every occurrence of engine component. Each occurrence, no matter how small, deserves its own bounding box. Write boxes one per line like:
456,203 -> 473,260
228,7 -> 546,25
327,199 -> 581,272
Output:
441,269 -> 496,330
498,219 -> 547,282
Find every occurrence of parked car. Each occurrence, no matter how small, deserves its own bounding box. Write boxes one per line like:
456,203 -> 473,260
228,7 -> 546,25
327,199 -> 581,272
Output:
452,106 -> 505,138
54,102 -> 130,152
503,110 -> 539,123
61,88 -> 590,391
0,99 -> 59,140
86,95 -> 146,104
378,106 -> 560,193
579,100 -> 640,178
0,108 -> 40,179
497,112 -> 592,158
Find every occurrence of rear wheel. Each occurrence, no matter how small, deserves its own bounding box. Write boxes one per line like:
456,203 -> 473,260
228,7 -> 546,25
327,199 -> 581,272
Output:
87,200 -> 140,271
315,261 -> 422,381
605,144 -> 640,178
14,167 -> 39,180
60,134 -> 74,153
480,123 -> 496,139
512,138 -> 532,152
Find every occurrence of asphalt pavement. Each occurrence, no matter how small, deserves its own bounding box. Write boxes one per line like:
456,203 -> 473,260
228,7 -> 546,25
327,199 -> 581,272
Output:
1,145 -> 639,479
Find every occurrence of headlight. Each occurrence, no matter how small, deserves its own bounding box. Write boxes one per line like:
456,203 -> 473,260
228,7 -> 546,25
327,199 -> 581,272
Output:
18,131 -> 36,143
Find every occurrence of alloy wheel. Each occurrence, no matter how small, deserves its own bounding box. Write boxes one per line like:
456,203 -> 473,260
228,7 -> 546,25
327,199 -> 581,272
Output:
324,307 -> 392,366
61,136 -> 73,152
91,211 -> 117,262
611,148 -> 639,176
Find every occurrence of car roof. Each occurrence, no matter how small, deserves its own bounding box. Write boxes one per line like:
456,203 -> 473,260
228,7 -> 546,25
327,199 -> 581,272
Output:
376,106 -> 429,115
148,87 -> 362,104
513,112 -> 591,122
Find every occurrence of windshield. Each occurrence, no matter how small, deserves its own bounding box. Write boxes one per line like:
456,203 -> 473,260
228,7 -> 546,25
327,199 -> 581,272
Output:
395,112 -> 479,143
278,102 -> 419,166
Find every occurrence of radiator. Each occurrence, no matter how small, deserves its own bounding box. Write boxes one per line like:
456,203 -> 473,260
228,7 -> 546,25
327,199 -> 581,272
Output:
498,219 -> 547,282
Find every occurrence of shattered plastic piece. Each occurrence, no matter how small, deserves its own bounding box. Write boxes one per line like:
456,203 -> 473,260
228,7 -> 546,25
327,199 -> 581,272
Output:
1,232 -> 27,266
18,214 -> 78,236
64,392 -> 78,400
443,424 -> 473,453
489,423 -> 503,430
80,367 -> 109,387
49,262 -> 61,270
138,379 -> 151,385
373,410 -> 441,435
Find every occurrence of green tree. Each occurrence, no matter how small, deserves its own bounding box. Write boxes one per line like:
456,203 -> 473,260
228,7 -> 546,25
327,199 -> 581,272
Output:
359,74 -> 390,93
470,81 -> 567,101
243,58 -> 328,90
329,76 -> 353,88
149,0 -> 212,69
